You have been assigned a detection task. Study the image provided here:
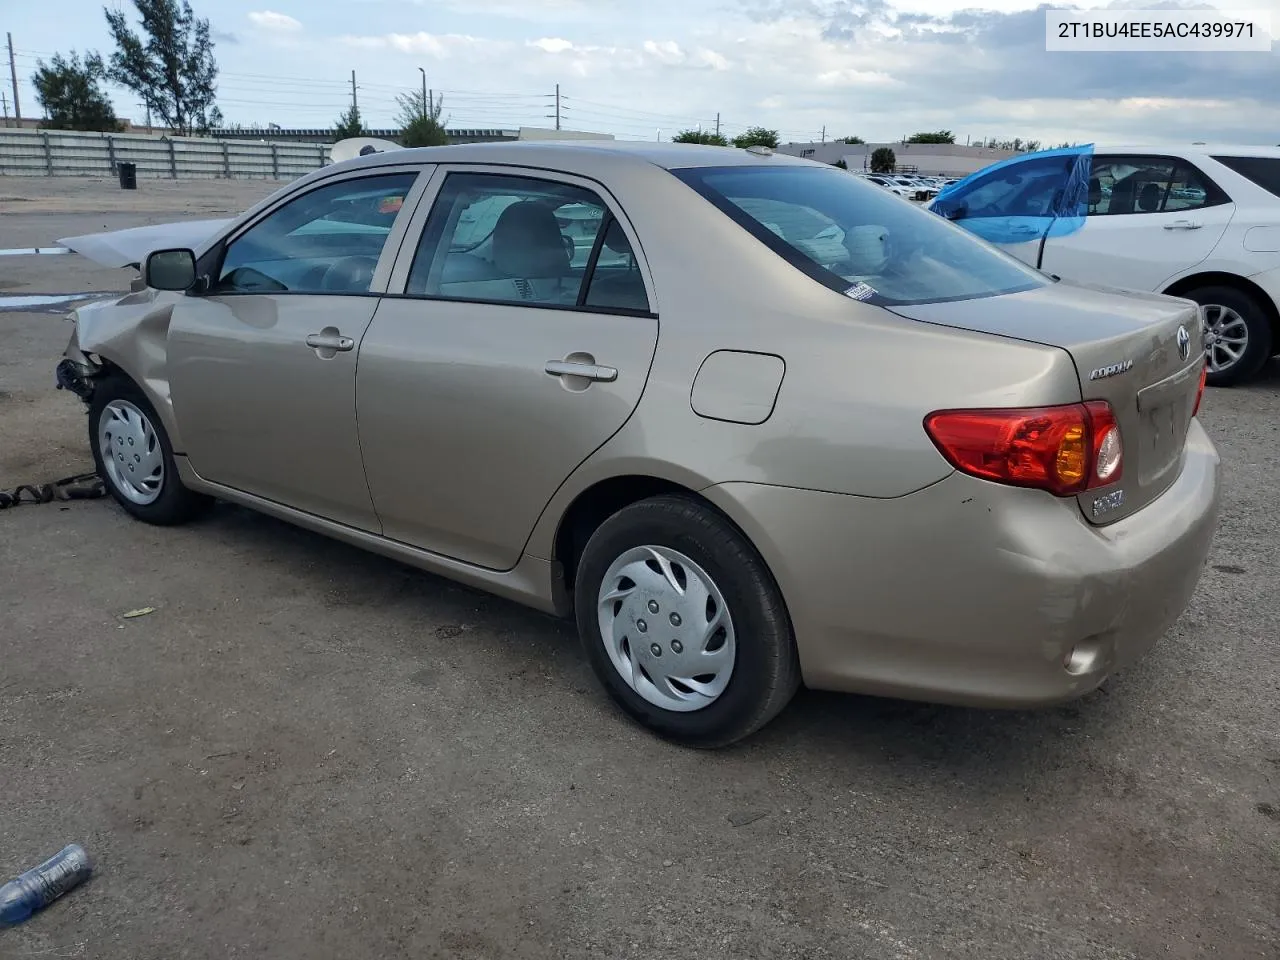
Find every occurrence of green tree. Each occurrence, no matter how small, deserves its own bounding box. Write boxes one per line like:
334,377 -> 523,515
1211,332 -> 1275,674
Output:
833,158 -> 848,169
870,147 -> 896,173
731,126 -> 779,149
673,129 -> 728,146
906,130 -> 955,144
395,89 -> 448,147
32,51 -> 121,132
104,0 -> 222,135
333,104 -> 365,139
837,135 -> 864,144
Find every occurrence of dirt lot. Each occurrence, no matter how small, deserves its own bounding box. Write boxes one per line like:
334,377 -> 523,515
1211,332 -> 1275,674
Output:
1,177 -> 1278,960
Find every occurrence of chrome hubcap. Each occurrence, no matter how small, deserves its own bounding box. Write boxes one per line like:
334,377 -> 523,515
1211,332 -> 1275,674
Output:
597,545 -> 736,712
1201,304 -> 1249,373
98,399 -> 164,505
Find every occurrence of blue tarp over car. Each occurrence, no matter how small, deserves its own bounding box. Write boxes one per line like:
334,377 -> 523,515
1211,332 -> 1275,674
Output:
929,144 -> 1095,249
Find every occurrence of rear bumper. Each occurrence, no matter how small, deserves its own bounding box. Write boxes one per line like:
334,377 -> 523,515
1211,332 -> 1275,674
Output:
703,419 -> 1222,707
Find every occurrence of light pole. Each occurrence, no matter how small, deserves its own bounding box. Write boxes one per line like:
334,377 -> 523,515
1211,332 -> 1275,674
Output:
418,67 -> 427,113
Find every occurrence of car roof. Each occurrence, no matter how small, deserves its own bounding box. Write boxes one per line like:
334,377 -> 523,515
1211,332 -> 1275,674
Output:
327,139 -> 818,176
1089,144 -> 1280,158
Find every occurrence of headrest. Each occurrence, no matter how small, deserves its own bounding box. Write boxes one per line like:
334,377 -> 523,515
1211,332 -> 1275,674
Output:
492,202 -> 569,278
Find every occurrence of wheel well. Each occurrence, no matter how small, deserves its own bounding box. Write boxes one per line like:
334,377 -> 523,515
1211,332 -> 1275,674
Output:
1163,271 -> 1280,342
554,475 -> 699,589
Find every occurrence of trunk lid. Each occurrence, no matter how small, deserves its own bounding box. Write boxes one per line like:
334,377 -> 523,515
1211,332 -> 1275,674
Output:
889,279 -> 1203,525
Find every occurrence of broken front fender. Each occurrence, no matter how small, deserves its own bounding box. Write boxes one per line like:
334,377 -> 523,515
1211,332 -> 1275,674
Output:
61,289 -> 188,452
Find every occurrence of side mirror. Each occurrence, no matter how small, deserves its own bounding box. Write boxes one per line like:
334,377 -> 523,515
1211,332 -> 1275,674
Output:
144,248 -> 197,291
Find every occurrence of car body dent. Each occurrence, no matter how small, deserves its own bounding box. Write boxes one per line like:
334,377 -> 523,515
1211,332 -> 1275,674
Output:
65,289 -> 188,452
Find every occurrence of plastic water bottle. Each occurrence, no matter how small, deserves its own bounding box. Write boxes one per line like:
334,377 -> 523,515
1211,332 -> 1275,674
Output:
0,844 -> 93,926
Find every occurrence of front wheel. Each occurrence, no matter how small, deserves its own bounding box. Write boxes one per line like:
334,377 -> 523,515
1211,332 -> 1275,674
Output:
89,375 -> 212,525
574,495 -> 800,748
1185,284 -> 1273,387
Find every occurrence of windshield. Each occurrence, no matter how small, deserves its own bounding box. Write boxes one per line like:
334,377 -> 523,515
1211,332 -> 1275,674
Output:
673,165 -> 1050,306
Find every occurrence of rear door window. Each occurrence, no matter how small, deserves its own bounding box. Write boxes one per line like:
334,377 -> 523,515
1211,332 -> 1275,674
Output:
404,171 -> 650,313
1089,155 -> 1228,215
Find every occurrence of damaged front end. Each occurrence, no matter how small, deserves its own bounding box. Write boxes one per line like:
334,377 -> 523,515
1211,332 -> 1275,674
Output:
55,303 -> 115,405
55,354 -> 100,402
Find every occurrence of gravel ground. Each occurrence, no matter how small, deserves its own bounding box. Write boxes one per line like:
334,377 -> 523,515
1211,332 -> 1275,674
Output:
1,178 -> 1278,960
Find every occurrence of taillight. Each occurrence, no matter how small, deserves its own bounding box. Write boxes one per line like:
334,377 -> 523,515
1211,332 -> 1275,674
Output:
924,401 -> 1122,496
1192,364 -> 1207,417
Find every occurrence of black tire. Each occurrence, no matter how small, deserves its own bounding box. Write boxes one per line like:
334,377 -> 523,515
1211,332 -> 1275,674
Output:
89,373 -> 212,525
1184,284 -> 1273,387
574,494 -> 801,748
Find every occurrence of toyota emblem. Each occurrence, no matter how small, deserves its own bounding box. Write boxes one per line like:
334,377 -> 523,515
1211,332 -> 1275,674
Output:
1176,325 -> 1191,362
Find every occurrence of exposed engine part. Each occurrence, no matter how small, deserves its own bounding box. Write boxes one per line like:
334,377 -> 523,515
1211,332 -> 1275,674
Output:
55,357 -> 100,402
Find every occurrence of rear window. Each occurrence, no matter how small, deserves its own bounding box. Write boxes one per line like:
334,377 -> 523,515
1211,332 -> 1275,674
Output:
672,165 -> 1050,306
1211,155 -> 1280,198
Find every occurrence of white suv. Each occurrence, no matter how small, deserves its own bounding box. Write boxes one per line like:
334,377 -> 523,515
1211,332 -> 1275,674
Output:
930,145 -> 1280,385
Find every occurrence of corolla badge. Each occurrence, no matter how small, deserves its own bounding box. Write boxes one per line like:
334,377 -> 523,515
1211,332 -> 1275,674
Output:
1089,359 -> 1133,381
1176,325 -> 1191,362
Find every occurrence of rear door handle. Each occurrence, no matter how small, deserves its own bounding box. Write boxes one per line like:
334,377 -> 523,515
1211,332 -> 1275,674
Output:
1164,220 -> 1203,230
305,332 -> 355,351
544,360 -> 618,382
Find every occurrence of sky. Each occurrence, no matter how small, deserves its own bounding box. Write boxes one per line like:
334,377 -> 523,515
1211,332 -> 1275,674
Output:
3,0 -> 1278,145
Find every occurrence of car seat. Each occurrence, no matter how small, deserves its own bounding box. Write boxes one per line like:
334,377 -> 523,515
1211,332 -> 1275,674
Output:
1138,182 -> 1163,213
492,201 -> 573,301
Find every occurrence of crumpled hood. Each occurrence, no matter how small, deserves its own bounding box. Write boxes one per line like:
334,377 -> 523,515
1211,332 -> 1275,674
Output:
58,218 -> 233,270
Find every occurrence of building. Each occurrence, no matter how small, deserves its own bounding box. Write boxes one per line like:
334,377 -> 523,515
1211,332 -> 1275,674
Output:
776,140 -> 1021,177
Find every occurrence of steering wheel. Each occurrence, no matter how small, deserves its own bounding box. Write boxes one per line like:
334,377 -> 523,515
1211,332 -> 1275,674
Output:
319,256 -> 379,293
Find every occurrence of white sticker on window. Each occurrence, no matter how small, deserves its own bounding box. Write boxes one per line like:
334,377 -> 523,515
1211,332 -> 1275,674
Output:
844,281 -> 877,301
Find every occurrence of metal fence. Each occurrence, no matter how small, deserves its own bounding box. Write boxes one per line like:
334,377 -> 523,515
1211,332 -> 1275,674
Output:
0,128 -> 332,179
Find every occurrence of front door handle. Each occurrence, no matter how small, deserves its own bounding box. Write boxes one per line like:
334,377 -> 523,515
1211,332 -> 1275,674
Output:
1164,220 -> 1203,230
305,332 -> 355,352
544,359 -> 618,382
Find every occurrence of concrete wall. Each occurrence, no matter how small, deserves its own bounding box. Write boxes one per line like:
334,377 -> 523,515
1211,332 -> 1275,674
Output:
0,126 -> 619,179
0,128 -> 331,178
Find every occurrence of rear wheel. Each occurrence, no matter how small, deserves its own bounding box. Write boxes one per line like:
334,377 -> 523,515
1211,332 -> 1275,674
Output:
1185,284 -> 1273,387
89,375 -> 212,525
574,495 -> 800,748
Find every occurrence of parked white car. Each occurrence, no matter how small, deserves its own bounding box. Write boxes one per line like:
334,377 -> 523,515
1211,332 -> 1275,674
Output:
930,145 -> 1280,385
862,175 -> 916,200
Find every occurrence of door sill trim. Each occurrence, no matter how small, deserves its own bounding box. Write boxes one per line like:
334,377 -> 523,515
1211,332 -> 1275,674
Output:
175,456 -> 567,616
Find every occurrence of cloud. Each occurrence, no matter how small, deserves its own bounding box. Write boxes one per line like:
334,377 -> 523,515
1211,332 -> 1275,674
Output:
530,37 -> 575,53
815,67 -> 899,86
247,11 -> 303,32
211,0 -> 1280,145
211,30 -> 240,45
340,31 -> 496,57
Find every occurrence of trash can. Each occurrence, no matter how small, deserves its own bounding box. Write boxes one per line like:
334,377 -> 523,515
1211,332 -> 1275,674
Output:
117,162 -> 137,190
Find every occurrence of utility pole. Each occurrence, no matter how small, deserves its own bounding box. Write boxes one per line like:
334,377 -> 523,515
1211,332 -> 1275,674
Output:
1,91 -> 8,127
715,113 -> 721,137
821,125 -> 826,144
7,33 -> 20,122
555,83 -> 560,130
145,102 -> 152,133
350,70 -> 358,111
418,66 -> 427,113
